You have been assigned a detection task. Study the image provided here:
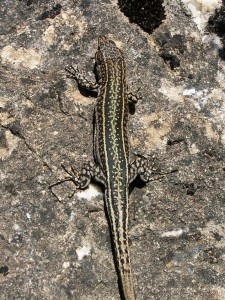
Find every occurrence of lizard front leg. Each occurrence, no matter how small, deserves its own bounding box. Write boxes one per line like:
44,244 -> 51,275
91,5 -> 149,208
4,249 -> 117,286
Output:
66,65 -> 98,92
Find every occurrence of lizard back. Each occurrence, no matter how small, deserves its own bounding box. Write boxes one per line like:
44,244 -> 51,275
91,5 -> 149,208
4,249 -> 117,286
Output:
94,36 -> 135,300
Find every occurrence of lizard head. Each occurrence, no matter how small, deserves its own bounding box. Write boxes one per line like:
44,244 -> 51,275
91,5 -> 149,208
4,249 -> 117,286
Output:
95,36 -> 124,82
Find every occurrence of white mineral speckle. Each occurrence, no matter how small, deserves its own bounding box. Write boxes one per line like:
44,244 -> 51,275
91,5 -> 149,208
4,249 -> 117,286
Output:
43,25 -> 56,46
76,244 -> 91,260
183,88 -> 209,110
13,224 -> 21,231
69,211 -> 75,221
159,79 -> 184,102
62,261 -> 70,269
76,184 -> 102,201
183,88 -> 196,96
161,228 -> 185,238
202,34 -> 223,47
181,0 -> 222,31
26,213 -> 31,220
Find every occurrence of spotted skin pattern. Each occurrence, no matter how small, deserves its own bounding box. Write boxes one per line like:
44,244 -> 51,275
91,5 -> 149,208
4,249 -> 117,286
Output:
67,36 -> 152,300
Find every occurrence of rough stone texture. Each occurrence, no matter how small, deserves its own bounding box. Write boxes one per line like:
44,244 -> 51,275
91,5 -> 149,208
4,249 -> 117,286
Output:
1,1 -> 225,299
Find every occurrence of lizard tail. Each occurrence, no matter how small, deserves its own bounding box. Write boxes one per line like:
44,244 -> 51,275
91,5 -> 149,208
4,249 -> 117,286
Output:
119,271 -> 136,300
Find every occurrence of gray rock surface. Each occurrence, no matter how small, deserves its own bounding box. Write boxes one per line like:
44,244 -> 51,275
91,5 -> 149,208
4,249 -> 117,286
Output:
1,1 -> 225,299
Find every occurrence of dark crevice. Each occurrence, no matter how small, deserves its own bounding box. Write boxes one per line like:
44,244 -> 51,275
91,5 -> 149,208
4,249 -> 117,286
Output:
6,123 -> 24,139
1,123 -> 54,173
207,5 -> 225,60
118,0 -> 166,34
167,138 -> 185,146
160,52 -> 180,69
156,33 -> 185,70
0,265 -> 9,276
183,183 -> 196,196
18,0 -> 34,5
38,4 -> 62,20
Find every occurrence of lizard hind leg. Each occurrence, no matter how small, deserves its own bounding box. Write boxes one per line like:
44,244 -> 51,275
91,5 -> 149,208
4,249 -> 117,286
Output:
129,156 -> 152,184
63,162 -> 106,189
129,155 -> 176,184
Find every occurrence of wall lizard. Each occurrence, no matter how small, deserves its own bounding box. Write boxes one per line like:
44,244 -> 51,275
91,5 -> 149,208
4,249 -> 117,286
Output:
66,36 -> 155,300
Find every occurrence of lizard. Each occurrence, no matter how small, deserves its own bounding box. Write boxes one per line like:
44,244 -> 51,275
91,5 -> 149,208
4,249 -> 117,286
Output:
65,36 -> 155,300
